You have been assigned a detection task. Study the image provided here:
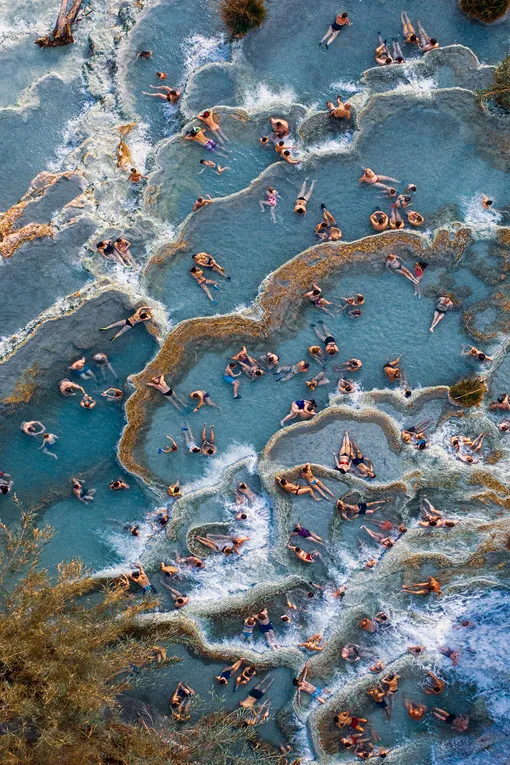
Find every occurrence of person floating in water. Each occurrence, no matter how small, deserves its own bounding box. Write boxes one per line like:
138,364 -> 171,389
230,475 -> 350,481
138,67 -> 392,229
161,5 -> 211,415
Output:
21,420 -> 45,436
199,158 -> 229,174
417,20 -> 439,52
280,399 -> 317,426
402,576 -> 441,596
401,12 -> 419,45
259,186 -> 280,223
192,195 -> 213,212
319,11 -> 351,48
385,253 -> 418,285
100,306 -> 152,341
294,179 -> 316,215
239,675 -> 275,706
375,35 -> 392,66
461,345 -> 493,364
72,478 -> 95,503
170,682 -> 194,721
429,295 -> 455,333
184,126 -> 228,157
300,463 -> 334,498
40,432 -> 58,459
294,662 -> 330,704
360,168 -> 399,192
142,85 -> 181,103
146,374 -> 186,410
215,657 -> 245,686
336,496 -> 389,520
276,475 -> 322,501
190,266 -> 219,303
326,95 -> 351,120
197,109 -> 228,145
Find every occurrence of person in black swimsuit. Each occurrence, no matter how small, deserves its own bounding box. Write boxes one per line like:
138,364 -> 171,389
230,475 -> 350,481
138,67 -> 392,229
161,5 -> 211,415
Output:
320,11 -> 351,48
239,676 -> 275,708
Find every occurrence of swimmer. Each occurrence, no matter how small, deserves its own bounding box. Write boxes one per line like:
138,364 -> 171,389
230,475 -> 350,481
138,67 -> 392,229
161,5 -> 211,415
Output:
401,12 -> 419,44
489,394 -> 510,411
288,544 -> 321,564
336,497 -> 389,520
189,390 -> 219,412
156,71 -> 167,79
279,145 -> 301,165
259,186 -> 280,223
146,375 -> 186,410
223,362 -> 242,398
216,657 -> 245,686
341,293 -> 365,306
137,50 -> 152,58
294,662 -> 330,704
127,168 -> 147,184
308,344 -> 325,366
304,283 -> 343,316
100,305 -> 152,341
335,358 -> 363,373
240,675 -> 275,705
385,253 -> 418,284
337,374 -> 354,390
69,357 -> 96,381
299,633 -> 327,652
280,399 -> 317,426
169,682 -> 194,721
236,481 -> 258,502
59,379 -> 85,397
481,193 -> 494,209
160,562 -> 179,577
375,35 -> 393,66
275,360 -> 310,382
333,430 -> 353,473
370,210 -> 389,231
190,266 -> 219,303
306,371 -> 329,391
238,359 -> 265,381
326,95 -> 351,120
359,617 -> 376,633
40,432 -> 58,459
101,388 -> 123,400
320,11 -> 351,48
259,351 -> 280,370
360,526 -> 395,548
407,210 -> 424,227
369,660 -> 385,672
110,479 -> 129,491
424,671 -> 446,695
334,710 -> 368,731
407,645 -> 425,655
197,109 -> 228,144
349,437 -> 375,479
142,85 -> 181,103
181,423 -> 201,453
114,237 -> 137,268
395,194 -> 411,209
402,576 -> 441,595
192,195 -> 213,212
240,616 -> 257,641
417,20 -> 439,52
312,320 -> 339,355
259,135 -> 271,147
499,421 -> 510,432
198,158 -> 229,174
429,296 -> 454,332
256,609 -> 279,649
192,252 -> 230,278
391,38 -> 406,63
405,699 -> 427,720
383,355 -> 403,381
72,478 -> 95,503
276,475 -> 321,501
367,684 -> 390,716
167,481 -> 182,498
360,168 -> 400,190
439,645 -> 462,665
294,179 -> 316,215
381,672 -> 400,694
162,584 -> 189,609
341,643 -> 361,662
329,226 -> 342,241
201,424 -> 216,456
389,204 -> 405,230
175,554 -> 205,569
184,126 -> 228,157
96,239 -> 125,266
432,708 -> 470,732
270,117 -> 289,137
300,463 -> 334,498
235,664 -> 257,690
93,352 -> 118,379
461,345 -> 493,363
80,395 -> 95,412
196,533 -> 249,555
21,421 -> 45,436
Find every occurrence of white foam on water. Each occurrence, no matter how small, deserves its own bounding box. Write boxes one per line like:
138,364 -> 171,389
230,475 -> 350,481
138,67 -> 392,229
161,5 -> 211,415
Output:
462,193 -> 503,228
182,442 -> 258,495
182,34 -> 229,81
329,80 -> 363,95
391,67 -> 438,96
240,83 -> 298,112
305,133 -> 353,156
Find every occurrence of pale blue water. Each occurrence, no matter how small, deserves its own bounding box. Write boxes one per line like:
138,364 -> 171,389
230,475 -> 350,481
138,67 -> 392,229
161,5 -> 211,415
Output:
1,0 -> 510,760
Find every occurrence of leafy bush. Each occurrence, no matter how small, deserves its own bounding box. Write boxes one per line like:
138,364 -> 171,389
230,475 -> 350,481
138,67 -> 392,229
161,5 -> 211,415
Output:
477,53 -> 510,111
459,0 -> 509,23
449,377 -> 487,407
220,0 -> 266,37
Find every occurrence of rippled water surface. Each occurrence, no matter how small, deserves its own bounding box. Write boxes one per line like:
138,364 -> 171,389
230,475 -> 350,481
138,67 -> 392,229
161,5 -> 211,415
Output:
1,0 -> 510,760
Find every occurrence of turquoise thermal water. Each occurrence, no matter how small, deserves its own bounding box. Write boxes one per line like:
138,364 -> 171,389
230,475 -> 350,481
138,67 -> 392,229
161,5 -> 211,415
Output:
1,0 -> 510,761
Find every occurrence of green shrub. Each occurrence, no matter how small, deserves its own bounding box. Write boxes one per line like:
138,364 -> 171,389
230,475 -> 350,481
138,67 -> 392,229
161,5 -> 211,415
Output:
449,377 -> 487,407
459,0 -> 509,23
220,0 -> 266,37
477,53 -> 510,111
